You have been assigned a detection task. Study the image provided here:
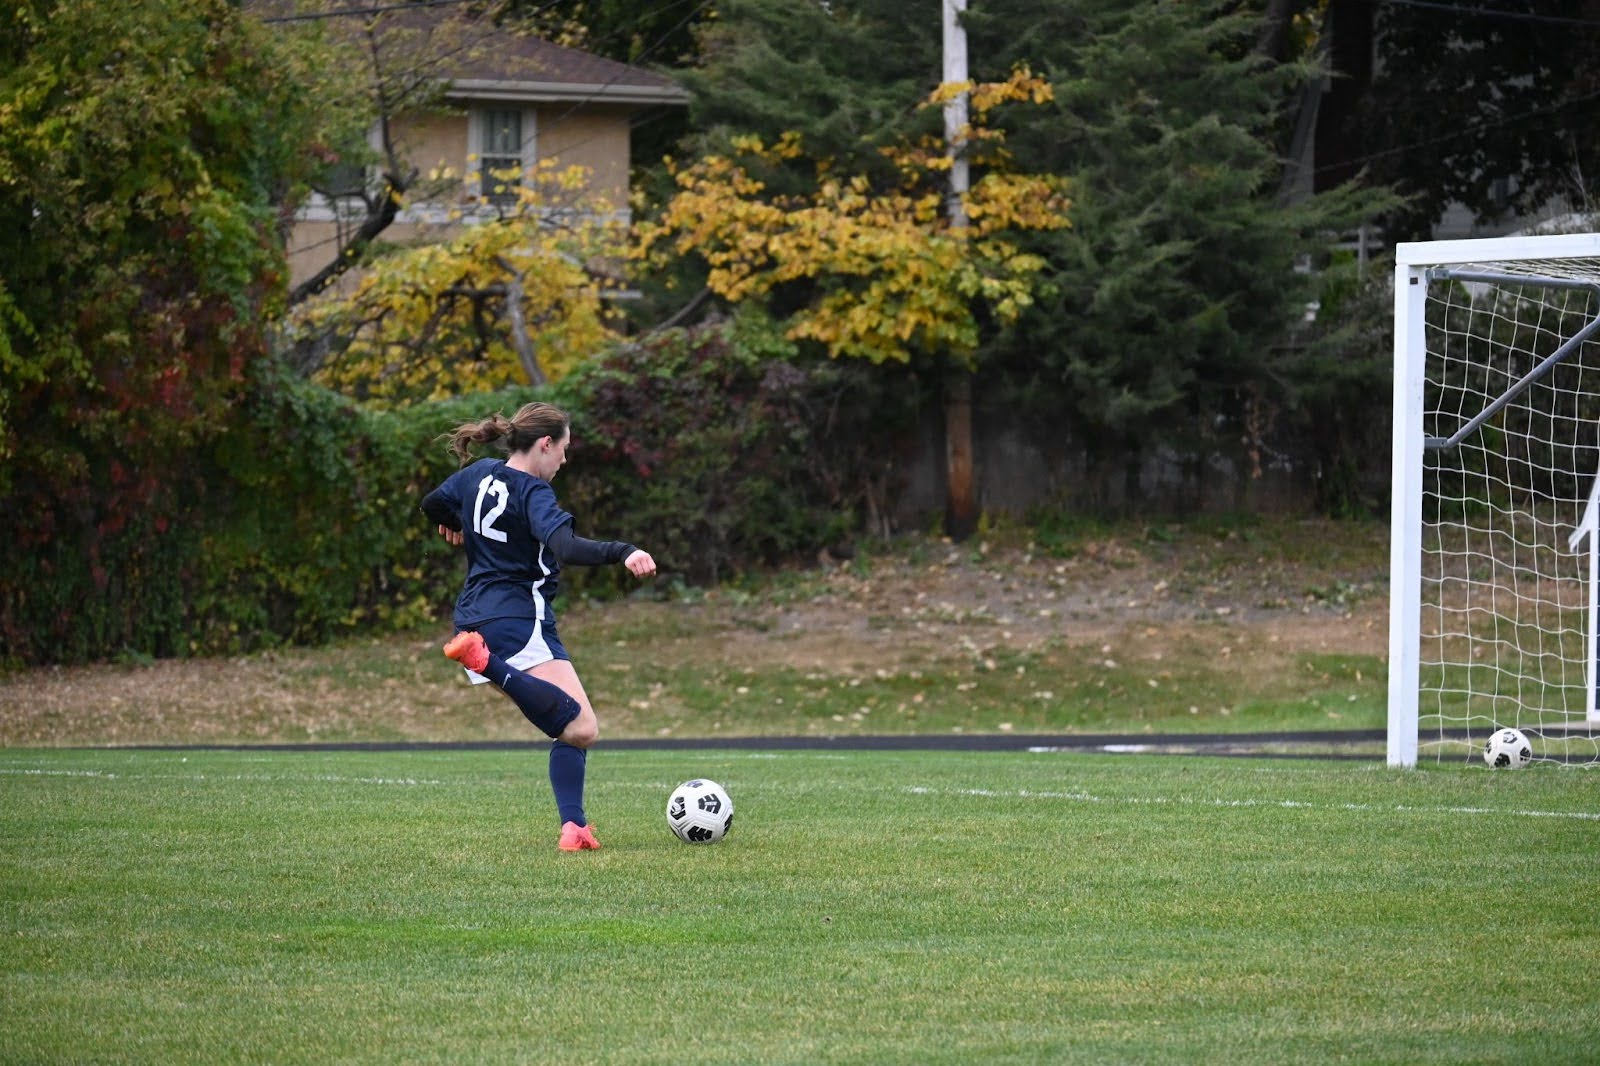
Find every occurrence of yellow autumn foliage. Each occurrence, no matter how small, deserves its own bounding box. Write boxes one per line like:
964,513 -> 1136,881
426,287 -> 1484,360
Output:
291,161 -> 626,404
635,67 -> 1070,364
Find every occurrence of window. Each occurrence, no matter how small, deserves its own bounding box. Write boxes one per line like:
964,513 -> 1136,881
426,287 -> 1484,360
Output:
318,160 -> 367,201
479,108 -> 525,203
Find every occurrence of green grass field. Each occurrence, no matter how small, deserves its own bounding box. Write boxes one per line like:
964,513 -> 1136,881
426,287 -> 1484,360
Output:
4,746 -> 1598,1063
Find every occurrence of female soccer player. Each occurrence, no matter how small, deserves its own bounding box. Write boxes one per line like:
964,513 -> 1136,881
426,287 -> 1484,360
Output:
420,401 -> 656,851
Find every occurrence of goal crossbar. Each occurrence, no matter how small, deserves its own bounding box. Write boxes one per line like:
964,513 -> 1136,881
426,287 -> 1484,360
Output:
1396,233 -> 1600,266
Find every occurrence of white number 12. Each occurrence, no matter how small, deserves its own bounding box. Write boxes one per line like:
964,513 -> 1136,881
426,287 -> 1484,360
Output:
472,476 -> 509,542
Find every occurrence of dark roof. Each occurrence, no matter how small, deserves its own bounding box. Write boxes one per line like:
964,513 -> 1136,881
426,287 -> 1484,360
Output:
250,2 -> 689,107
443,34 -> 688,104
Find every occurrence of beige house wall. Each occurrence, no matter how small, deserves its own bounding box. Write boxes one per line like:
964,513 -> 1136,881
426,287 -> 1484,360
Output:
536,105 -> 632,209
287,220 -> 343,295
288,220 -> 449,297
287,104 -> 635,290
392,109 -> 471,190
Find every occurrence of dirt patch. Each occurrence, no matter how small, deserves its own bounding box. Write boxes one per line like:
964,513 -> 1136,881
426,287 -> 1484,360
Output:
0,520 -> 1390,745
689,525 -> 1387,672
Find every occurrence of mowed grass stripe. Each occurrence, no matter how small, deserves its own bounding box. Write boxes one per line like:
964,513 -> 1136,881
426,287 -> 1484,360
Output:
3,749 -> 1598,1064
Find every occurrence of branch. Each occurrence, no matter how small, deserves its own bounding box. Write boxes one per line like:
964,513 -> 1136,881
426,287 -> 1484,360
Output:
286,13 -> 434,310
288,172 -> 408,307
644,286 -> 713,336
494,255 -> 546,386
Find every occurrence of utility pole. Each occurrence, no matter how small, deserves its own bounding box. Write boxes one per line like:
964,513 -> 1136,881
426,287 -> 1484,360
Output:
944,0 -> 970,227
942,0 -> 977,540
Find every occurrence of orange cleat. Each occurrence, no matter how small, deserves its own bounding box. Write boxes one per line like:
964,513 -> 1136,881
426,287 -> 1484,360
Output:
443,630 -> 490,673
558,821 -> 601,851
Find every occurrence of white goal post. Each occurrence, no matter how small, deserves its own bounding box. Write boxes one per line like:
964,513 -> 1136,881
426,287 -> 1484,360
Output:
1389,233 -> 1600,767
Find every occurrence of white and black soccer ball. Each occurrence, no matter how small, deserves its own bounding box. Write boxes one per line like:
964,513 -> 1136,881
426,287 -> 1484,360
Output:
667,779 -> 734,844
1483,727 -> 1533,769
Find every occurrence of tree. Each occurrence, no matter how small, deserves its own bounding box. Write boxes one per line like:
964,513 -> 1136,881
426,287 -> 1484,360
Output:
635,70 -> 1068,540
681,0 -> 939,165
637,72 -> 1066,365
267,1 -> 691,392
654,0 -> 1389,512
960,0 -> 1387,507
289,162 -> 629,402
1352,0 -> 1600,240
511,0 -> 711,66
0,0 -> 355,489
0,0 -> 369,659
656,3 -> 1069,536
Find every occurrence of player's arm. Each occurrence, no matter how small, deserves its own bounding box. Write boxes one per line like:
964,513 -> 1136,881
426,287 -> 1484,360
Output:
545,523 -> 655,576
420,487 -> 462,531
421,481 -> 465,545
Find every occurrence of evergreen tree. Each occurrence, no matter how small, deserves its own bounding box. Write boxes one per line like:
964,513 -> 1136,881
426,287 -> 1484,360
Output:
973,0 -> 1382,504
678,0 -> 941,172
666,0 -> 1390,509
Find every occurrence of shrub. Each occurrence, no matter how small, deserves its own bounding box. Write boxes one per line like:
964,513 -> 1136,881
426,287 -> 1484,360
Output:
550,314 -> 915,587
1,316 -> 912,666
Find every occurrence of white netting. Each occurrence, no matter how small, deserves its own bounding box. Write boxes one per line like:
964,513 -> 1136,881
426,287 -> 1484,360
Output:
1420,255 -> 1600,764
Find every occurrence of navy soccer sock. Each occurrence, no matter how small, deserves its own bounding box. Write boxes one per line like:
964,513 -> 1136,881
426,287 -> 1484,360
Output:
478,653 -> 582,737
548,741 -> 588,827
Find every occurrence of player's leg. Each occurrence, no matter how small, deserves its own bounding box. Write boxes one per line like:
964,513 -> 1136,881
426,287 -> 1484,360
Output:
531,657 -> 598,748
445,625 -> 600,849
443,630 -> 583,737
531,658 -> 601,850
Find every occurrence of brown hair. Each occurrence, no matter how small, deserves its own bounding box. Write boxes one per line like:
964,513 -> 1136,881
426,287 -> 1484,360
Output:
443,401 -> 570,465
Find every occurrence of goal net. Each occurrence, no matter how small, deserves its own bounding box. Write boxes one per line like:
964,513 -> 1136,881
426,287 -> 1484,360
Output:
1389,234 -> 1600,767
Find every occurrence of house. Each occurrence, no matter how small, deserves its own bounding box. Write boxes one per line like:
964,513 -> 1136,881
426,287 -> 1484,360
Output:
274,4 -> 690,293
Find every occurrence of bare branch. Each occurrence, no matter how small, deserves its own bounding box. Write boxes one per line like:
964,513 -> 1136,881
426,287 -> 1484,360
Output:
495,255 -> 547,386
645,285 -> 712,335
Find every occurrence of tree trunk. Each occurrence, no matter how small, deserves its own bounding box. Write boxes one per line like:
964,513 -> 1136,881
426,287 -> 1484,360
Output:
944,369 -> 977,540
1255,0 -> 1311,62
1312,0 -> 1376,193
496,258 -> 546,386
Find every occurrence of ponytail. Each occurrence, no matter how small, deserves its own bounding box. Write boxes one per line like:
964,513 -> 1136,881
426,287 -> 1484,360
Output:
442,402 -> 569,466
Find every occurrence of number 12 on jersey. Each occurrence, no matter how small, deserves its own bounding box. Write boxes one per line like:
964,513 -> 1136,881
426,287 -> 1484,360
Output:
472,476 -> 509,542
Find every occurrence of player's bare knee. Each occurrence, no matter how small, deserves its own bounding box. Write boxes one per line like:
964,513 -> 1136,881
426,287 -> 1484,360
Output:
563,717 -> 599,749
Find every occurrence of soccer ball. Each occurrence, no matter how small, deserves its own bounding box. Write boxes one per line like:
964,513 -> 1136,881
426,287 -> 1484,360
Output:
1483,727 -> 1533,769
667,779 -> 734,844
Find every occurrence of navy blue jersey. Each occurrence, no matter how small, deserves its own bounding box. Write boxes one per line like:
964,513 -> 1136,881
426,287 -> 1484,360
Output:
423,458 -> 574,627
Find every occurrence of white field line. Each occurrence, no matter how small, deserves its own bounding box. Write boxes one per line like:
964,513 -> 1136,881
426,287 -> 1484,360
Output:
0,768 -> 444,786
5,763 -> 1596,822
608,778 -> 1600,823
902,784 -> 1600,822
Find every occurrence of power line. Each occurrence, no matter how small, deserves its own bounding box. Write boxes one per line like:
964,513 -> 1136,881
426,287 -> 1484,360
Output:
532,0 -> 710,146
1313,85 -> 1600,175
468,0 -> 707,168
1375,0 -> 1600,31
260,0 -> 478,25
